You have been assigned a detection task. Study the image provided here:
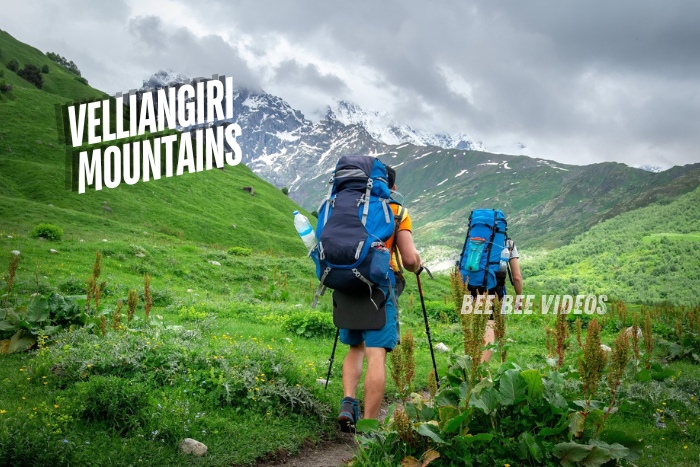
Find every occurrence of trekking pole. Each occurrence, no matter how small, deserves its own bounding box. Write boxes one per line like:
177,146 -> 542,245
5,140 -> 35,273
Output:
416,267 -> 440,388
324,328 -> 339,390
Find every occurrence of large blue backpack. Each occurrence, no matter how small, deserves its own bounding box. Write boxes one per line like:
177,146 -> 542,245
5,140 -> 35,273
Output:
458,209 -> 511,294
311,155 -> 402,305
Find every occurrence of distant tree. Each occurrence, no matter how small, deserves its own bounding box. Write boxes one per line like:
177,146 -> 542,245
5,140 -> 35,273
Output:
281,187 -> 289,196
6,58 -> 18,72
46,51 -> 82,76
17,64 -> 43,89
75,76 -> 88,85
41,64 -> 49,74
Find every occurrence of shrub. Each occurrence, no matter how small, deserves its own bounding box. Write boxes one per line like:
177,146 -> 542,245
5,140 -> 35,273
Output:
6,58 -> 18,72
74,76 -> 88,85
41,64 -> 49,73
75,375 -> 149,435
227,246 -> 252,256
283,310 -> 335,338
30,223 -> 63,241
17,64 -> 43,88
281,187 -> 289,196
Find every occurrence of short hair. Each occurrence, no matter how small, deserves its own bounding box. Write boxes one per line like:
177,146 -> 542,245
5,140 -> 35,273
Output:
386,166 -> 396,188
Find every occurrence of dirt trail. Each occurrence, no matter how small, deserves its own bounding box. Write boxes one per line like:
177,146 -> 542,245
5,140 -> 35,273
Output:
257,434 -> 357,467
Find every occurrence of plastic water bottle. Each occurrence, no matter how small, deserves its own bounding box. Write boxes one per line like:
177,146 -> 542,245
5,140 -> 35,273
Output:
499,244 -> 510,272
293,211 -> 317,249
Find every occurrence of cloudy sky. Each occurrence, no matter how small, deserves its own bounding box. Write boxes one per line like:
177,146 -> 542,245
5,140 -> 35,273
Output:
4,0 -> 700,169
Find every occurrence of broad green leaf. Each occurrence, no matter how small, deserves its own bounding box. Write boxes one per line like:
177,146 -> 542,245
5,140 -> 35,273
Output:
434,388 -> 461,408
520,369 -> 544,401
469,387 -> 499,414
417,423 -> 446,444
443,408 -> 471,433
544,391 -> 569,413
553,442 -> 593,467
498,369 -> 528,406
589,439 -> 629,460
27,295 -> 49,323
8,330 -> 35,353
518,431 -> 544,462
598,430 -> 643,461
0,320 -> 17,331
438,406 -> 459,430
355,418 -> 379,433
580,444 -> 614,467
455,433 -> 494,444
539,414 -> 570,438
568,411 -> 585,437
634,369 -> 652,382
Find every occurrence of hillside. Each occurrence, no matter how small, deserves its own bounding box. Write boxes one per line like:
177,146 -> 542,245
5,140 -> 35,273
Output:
521,185 -> 700,305
0,29 -> 310,258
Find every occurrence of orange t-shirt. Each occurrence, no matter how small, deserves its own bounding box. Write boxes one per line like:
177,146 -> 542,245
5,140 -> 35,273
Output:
386,203 -> 412,271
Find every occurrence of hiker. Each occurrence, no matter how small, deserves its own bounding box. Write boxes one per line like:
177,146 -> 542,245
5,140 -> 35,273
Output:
471,240 -> 522,362
458,209 -> 523,362
336,165 -> 423,431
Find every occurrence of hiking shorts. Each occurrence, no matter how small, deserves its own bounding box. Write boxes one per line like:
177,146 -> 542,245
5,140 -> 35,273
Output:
339,282 -> 399,351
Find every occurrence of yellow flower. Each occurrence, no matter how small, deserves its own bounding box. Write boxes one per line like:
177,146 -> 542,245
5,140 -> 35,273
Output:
54,405 -> 59,409
684,446 -> 688,449
0,410 -> 6,414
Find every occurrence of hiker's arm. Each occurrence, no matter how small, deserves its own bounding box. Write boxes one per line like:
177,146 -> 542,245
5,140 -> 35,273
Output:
396,230 -> 421,273
510,258 -> 523,296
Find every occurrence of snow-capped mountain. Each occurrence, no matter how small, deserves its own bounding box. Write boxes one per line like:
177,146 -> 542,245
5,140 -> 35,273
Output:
141,69 -> 190,89
638,165 -> 663,173
329,100 -> 485,151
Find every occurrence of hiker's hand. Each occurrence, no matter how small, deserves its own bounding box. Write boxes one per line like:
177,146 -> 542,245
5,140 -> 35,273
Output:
417,264 -> 433,279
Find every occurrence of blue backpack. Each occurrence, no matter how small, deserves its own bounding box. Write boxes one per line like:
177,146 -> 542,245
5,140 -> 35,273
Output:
458,209 -> 511,294
311,155 -> 402,306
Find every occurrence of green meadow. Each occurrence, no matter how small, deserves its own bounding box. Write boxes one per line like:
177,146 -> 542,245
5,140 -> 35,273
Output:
2,29 -> 700,466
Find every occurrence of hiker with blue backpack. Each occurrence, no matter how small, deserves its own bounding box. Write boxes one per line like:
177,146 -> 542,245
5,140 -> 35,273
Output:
457,209 -> 523,362
308,155 -> 422,432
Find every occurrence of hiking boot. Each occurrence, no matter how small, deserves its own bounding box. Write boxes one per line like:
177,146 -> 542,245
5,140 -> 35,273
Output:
337,396 -> 359,433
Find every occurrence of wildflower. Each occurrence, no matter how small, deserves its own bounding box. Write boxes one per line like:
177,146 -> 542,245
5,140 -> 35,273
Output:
54,405 -> 59,409
684,446 -> 688,449
0,410 -> 6,414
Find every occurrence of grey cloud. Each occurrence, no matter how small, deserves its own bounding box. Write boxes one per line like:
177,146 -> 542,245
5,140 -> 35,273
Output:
127,15 -> 261,91
271,60 -> 348,94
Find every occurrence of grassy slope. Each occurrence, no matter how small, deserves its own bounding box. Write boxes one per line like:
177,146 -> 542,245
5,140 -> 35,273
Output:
522,185 -> 700,305
0,29 -> 311,258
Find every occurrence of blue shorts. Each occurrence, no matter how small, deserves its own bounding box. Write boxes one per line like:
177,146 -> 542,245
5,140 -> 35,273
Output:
339,283 -> 399,351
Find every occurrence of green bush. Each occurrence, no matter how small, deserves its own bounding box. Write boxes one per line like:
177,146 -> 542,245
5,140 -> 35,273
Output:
75,375 -> 149,435
17,64 -> 43,89
227,246 -> 252,256
30,223 -> 63,241
41,64 -> 49,73
283,310 -> 335,338
6,58 -> 18,72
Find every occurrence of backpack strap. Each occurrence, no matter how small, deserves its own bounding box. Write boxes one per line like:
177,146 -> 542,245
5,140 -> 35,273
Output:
506,239 -> 515,287
391,204 -> 406,282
